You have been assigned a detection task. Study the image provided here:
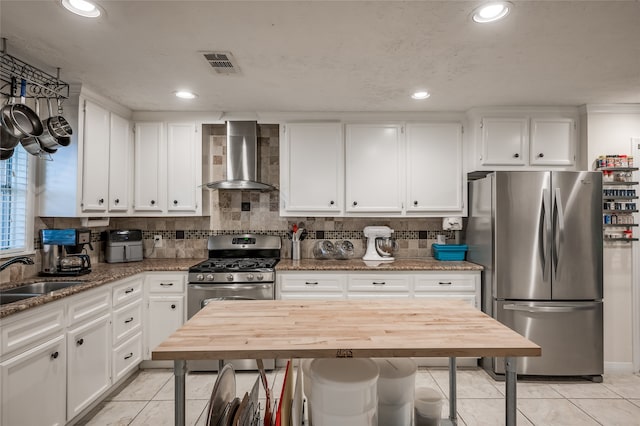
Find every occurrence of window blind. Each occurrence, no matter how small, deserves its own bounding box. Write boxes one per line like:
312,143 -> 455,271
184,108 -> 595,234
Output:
0,146 -> 29,253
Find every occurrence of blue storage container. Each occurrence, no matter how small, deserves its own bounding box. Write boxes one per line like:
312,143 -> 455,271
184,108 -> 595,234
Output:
432,244 -> 468,261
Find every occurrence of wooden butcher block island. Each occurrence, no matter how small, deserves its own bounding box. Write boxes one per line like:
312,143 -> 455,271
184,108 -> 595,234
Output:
153,299 -> 540,426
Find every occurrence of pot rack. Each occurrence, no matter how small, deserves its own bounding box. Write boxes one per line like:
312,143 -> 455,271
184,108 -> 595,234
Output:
0,39 -> 69,100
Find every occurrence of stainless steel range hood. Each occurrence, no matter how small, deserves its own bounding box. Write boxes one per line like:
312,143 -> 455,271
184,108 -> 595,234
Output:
205,121 -> 276,191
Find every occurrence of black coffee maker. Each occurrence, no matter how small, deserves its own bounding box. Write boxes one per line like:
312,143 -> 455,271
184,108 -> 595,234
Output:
40,228 -> 93,276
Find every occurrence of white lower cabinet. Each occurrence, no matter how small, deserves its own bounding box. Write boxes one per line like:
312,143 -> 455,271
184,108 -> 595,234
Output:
146,296 -> 184,359
66,313 -> 111,419
277,272 -> 346,300
144,272 -> 186,361
0,334 -> 67,426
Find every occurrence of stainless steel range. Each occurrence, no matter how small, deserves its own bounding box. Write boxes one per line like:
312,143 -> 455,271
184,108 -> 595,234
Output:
187,234 -> 281,371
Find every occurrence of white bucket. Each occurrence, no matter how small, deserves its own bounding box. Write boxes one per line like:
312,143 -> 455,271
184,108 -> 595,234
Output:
312,407 -> 377,426
375,358 -> 417,404
309,358 -> 379,423
414,387 -> 443,426
378,401 -> 412,426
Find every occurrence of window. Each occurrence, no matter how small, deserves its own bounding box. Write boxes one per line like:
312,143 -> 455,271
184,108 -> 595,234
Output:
0,146 -> 33,256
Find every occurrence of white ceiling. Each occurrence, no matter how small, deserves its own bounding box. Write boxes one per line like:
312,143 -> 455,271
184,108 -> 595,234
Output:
1,0 -> 639,113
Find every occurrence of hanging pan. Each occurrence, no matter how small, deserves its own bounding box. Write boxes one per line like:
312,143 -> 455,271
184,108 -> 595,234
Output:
46,98 -> 72,146
36,98 -> 62,153
4,79 -> 43,141
1,78 -> 22,153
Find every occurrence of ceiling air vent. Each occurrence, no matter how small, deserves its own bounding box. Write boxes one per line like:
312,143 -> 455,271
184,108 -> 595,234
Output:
203,51 -> 240,74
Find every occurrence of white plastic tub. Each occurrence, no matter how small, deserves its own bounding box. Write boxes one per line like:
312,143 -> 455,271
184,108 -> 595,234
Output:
414,386 -> 443,426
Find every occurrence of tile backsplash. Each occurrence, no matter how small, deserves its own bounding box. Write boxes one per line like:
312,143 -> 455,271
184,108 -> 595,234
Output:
3,123 -> 459,283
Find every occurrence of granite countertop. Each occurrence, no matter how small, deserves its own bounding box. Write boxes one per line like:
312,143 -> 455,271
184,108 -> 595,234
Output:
0,258 -> 205,319
276,258 -> 484,271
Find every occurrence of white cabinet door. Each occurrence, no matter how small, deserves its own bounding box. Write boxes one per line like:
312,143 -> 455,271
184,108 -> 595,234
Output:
1,335 -> 66,426
109,113 -> 131,212
345,124 -> 403,213
134,122 -> 165,212
406,123 -> 463,212
167,122 -> 199,213
81,100 -> 110,212
281,123 -> 344,215
529,118 -> 575,166
480,117 -> 528,166
67,313 -> 111,420
146,296 -> 184,359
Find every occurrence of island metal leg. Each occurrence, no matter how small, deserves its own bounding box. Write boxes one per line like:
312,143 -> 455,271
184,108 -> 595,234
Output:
174,360 -> 187,426
442,357 -> 458,426
505,357 -> 517,426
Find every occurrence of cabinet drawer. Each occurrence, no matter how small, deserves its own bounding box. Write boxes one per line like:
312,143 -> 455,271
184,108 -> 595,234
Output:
279,274 -> 346,292
347,275 -> 410,292
146,273 -> 185,293
112,276 -> 143,307
1,304 -> 65,356
67,287 -> 111,326
279,293 -> 345,301
414,274 -> 478,292
113,300 -> 143,346
113,332 -> 142,382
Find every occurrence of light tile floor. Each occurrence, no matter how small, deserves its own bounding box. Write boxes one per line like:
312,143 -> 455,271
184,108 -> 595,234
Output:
77,367 -> 640,426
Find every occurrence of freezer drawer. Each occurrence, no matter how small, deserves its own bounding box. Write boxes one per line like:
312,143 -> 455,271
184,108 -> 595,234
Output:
493,300 -> 603,376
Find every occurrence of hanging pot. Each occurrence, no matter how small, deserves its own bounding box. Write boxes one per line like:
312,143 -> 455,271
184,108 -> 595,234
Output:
1,80 -> 43,141
36,98 -> 61,152
46,98 -> 72,146
0,147 -> 15,161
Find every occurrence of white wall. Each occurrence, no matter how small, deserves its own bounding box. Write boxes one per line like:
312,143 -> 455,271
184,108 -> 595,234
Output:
586,105 -> 640,371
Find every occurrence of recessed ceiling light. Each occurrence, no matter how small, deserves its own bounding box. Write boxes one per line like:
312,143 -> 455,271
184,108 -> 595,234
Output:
472,2 -> 511,23
175,91 -> 198,99
61,0 -> 102,18
411,91 -> 431,100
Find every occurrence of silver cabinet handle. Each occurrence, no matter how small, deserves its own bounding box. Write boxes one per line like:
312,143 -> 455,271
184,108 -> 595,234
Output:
504,303 -> 596,313
305,281 -> 319,285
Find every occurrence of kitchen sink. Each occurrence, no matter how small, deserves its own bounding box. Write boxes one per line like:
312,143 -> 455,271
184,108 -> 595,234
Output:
1,281 -> 86,295
0,293 -> 39,306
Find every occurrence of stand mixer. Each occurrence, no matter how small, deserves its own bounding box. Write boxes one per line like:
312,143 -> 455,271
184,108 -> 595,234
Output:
363,226 -> 397,261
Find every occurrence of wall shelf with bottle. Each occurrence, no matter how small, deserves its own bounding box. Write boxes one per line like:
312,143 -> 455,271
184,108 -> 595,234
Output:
597,154 -> 638,242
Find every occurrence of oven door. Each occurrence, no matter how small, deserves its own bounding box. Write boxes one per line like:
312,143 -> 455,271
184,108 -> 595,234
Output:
187,282 -> 275,371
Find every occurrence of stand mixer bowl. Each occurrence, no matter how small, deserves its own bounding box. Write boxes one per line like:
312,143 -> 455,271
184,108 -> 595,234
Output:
375,237 -> 398,258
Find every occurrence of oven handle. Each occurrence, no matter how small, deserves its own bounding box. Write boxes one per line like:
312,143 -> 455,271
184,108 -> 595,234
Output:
189,283 -> 273,291
202,296 -> 261,307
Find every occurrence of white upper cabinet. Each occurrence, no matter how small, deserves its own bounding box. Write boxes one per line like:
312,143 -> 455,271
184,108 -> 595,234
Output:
280,123 -> 343,216
470,108 -> 578,171
279,120 -> 466,217
81,100 -> 111,212
345,123 -> 403,214
406,123 -> 463,213
167,123 -> 200,213
134,121 -> 202,215
529,118 -> 575,166
480,117 -> 529,166
38,86 -> 134,218
134,122 -> 165,213
108,113 -> 132,212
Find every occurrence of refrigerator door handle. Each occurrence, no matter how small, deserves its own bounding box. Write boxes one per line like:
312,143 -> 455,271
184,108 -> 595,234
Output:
541,189 -> 551,280
503,303 -> 597,313
553,187 -> 566,274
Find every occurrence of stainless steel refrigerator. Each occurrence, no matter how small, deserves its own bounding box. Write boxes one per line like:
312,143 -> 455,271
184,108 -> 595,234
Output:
466,171 -> 603,380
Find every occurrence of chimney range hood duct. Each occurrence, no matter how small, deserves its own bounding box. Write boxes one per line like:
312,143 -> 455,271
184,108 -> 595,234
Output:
205,121 -> 276,191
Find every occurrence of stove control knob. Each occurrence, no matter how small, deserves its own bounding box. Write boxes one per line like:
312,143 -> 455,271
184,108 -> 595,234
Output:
226,274 -> 234,281
206,274 -> 214,281
247,274 -> 254,281
196,274 -> 204,281
256,274 -> 264,281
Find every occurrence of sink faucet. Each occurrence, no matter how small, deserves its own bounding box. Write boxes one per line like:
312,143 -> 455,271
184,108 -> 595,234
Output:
0,256 -> 35,271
